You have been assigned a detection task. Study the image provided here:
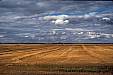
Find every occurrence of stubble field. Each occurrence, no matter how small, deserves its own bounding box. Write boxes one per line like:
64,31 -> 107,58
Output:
0,44 -> 113,75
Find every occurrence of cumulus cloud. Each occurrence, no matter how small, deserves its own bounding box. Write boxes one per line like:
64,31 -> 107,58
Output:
51,19 -> 69,25
43,15 -> 69,25
36,1 -> 49,7
43,12 -> 97,20
102,17 -> 111,21
43,12 -> 112,25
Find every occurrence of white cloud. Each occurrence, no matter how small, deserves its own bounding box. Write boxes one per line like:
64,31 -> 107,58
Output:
102,17 -> 111,21
36,2 -> 45,7
52,19 -> 69,25
43,12 -> 112,25
36,1 -> 49,7
43,15 -> 69,25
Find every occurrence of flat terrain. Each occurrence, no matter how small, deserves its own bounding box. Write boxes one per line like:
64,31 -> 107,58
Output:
0,44 -> 113,75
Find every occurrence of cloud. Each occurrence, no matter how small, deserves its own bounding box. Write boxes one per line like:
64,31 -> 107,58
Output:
43,15 -> 69,24
52,19 -> 69,25
42,12 -> 113,25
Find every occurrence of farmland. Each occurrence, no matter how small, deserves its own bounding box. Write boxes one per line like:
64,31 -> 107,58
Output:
0,44 -> 113,75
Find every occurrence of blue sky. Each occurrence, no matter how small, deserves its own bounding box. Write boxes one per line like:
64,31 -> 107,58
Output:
0,0 -> 113,43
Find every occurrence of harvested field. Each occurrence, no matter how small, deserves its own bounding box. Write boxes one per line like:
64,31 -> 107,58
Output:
0,44 -> 113,75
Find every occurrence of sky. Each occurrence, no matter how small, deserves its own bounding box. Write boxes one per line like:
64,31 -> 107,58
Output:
0,0 -> 113,43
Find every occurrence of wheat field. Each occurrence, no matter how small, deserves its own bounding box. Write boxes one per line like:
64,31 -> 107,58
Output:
0,44 -> 113,75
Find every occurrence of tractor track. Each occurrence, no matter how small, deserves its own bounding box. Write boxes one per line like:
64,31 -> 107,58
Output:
0,44 -> 113,65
